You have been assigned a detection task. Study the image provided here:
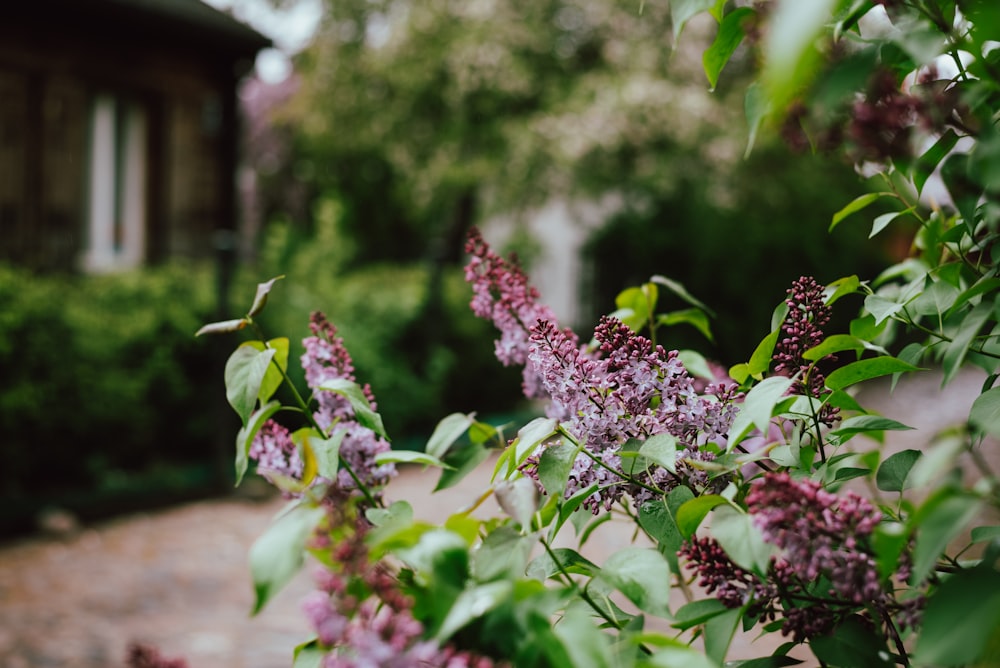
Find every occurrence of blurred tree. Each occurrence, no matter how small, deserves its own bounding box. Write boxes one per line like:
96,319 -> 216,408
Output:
262,0 -> 889,362
277,0 -> 725,265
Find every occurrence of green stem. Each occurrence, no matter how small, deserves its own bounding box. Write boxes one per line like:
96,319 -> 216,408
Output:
539,536 -> 651,656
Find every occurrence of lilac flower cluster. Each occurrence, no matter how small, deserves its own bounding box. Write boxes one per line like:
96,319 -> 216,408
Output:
772,276 -> 840,427
464,230 -> 740,513
748,472 -> 883,605
248,420 -> 303,484
464,227 -> 566,399
681,473 -> 920,643
527,317 -> 739,511
304,517 -> 504,668
249,311 -> 395,498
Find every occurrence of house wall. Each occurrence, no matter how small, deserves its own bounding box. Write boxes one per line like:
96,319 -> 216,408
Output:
0,4 -> 258,273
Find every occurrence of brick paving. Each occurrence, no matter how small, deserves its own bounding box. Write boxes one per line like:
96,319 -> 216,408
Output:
0,370 -> 994,667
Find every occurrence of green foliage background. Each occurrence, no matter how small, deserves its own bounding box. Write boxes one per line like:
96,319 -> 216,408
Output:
584,144 -> 897,361
0,262 -> 221,533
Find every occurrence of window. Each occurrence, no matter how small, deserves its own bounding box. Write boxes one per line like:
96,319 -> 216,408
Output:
81,94 -> 147,272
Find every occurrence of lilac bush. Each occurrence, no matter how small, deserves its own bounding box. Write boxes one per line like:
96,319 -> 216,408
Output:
193,2 -> 1000,666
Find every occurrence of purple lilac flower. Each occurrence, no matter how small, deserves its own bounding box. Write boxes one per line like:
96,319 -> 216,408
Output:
466,231 -> 741,514
772,276 -> 840,427
249,312 -> 394,499
249,419 -> 304,482
680,474 -> 927,643
747,472 -> 883,605
301,312 -> 395,493
304,518 -> 505,668
464,227 -> 568,398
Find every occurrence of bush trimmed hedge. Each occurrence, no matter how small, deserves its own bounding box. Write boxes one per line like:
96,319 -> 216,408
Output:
0,262 -> 223,535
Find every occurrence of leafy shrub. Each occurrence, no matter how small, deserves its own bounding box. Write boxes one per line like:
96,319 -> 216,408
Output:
0,262 -> 220,527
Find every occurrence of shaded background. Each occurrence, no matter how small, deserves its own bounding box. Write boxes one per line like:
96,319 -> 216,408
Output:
0,0 -> 894,539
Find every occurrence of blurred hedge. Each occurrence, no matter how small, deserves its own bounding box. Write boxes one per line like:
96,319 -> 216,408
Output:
0,262 -> 222,534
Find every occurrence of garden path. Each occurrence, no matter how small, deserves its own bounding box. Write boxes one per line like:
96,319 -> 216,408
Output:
0,369 -> 994,668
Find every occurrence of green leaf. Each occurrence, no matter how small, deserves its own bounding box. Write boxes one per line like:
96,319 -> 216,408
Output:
803,334 -> 865,361
374,449 -> 452,469
508,417 -> 559,476
436,440 -> 491,492
225,344 -> 276,427
763,0 -> 837,113
244,338 -> 289,404
703,8 -> 754,90
473,526 -> 534,582
397,529 -> 470,589
247,276 -> 283,318
830,415 -> 914,441
727,376 -> 795,447
824,357 -> 922,391
195,317 -> 248,336
909,489 -> 982,585
651,275 -> 715,316
945,277 -> 1000,319
670,0 -> 719,41
870,209 -> 913,239
944,299 -> 994,383
972,526 -> 1000,544
744,81 -> 770,158
234,400 -> 281,486
915,567 -> 1000,666
538,442 -> 578,498
527,547 -> 600,580
435,580 -> 513,641
915,129 -> 959,194
249,502 -> 325,615
703,606 -> 741,666
553,605 -> 615,668
811,617 -> 893,668
678,349 -> 716,380
597,547 -> 672,617
675,494 -> 727,539
825,274 -> 861,306
317,378 -> 389,440
639,433 -> 678,473
875,449 -> 921,492
671,598 -> 729,631
292,639 -> 324,668
639,499 -> 683,571
659,308 -> 714,342
863,294 -> 906,325
725,657 -> 803,668
941,152 -> 981,226
424,412 -> 474,460
830,193 -> 888,231
872,521 -> 908,580
292,428 -> 347,484
970,386 -> 1000,439
494,477 -> 538,529
908,431 -> 966,489
747,328 -> 781,379
710,504 -> 775,575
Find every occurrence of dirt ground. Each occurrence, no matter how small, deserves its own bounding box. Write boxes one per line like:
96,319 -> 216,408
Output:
0,370 -> 993,667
